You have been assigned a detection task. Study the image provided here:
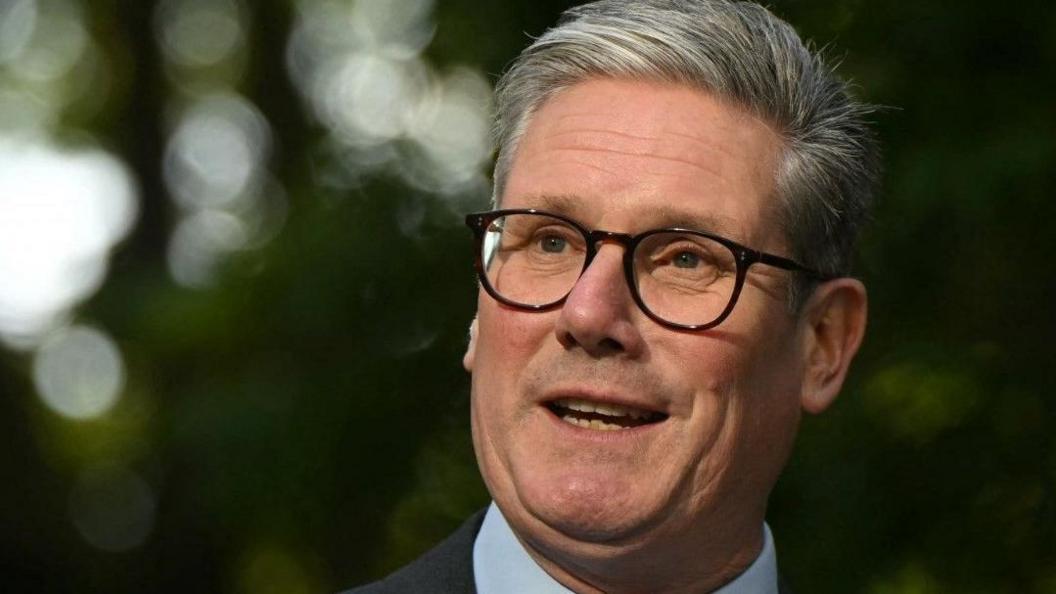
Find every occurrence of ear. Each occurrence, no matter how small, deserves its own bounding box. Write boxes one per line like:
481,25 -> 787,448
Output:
799,278 -> 868,414
463,316 -> 478,372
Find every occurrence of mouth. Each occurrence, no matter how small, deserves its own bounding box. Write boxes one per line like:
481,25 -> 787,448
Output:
545,397 -> 668,431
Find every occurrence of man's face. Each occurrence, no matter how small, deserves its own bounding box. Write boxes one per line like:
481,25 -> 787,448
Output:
465,79 -> 810,564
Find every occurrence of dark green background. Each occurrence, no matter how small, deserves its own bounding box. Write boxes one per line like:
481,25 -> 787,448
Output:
2,1 -> 1054,592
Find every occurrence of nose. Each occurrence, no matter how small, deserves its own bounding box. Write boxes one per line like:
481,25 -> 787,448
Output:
554,243 -> 645,357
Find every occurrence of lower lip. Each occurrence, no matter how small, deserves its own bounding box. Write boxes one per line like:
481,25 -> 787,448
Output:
541,405 -> 666,443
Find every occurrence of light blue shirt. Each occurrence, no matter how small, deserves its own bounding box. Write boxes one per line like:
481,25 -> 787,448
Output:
473,502 -> 778,594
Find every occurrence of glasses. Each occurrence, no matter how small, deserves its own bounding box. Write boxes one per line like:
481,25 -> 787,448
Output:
466,209 -> 832,331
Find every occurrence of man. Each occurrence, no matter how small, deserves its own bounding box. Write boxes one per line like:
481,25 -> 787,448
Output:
350,0 -> 877,591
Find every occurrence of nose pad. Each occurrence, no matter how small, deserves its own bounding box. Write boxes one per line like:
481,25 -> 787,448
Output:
554,245 -> 644,356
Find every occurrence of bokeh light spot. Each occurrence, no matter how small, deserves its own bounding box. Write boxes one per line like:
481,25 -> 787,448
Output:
349,0 -> 435,56
0,0 -> 37,64
0,138 -> 138,346
239,545 -> 316,594
32,325 -> 126,420
8,0 -> 88,82
864,361 -> 981,444
164,93 -> 271,211
167,209 -> 249,288
155,0 -> 246,68
405,66 -> 492,192
287,0 -> 493,199
162,92 -> 278,289
868,561 -> 942,594
314,52 -> 429,144
68,463 -> 156,552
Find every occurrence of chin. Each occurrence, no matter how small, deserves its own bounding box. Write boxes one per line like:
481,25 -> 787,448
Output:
511,468 -> 669,544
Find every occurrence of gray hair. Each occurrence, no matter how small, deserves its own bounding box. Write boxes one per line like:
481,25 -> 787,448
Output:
491,0 -> 880,304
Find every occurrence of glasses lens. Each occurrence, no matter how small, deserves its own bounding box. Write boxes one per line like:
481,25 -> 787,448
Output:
634,231 -> 738,327
481,213 -> 586,307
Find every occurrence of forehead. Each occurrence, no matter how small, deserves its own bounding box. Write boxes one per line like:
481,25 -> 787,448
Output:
503,79 -> 783,243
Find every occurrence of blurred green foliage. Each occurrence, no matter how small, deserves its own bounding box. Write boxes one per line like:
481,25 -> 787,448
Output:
1,1 -> 1054,593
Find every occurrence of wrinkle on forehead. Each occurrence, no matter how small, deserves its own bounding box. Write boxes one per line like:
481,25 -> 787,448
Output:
542,81 -> 779,159
534,82 -> 774,180
546,112 -> 767,164
545,140 -> 729,181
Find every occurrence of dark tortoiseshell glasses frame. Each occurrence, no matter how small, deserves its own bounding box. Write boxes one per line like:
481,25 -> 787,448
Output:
466,209 -> 833,331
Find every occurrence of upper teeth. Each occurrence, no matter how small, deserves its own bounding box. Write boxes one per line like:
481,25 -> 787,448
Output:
554,398 -> 655,420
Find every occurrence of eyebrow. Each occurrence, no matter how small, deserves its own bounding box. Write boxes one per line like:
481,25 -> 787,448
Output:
529,193 -> 585,216
643,205 -> 739,236
523,193 -> 741,237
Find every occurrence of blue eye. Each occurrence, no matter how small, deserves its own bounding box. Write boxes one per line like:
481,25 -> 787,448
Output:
673,251 -> 700,268
540,235 -> 567,253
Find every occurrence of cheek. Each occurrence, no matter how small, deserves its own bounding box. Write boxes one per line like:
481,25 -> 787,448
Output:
719,322 -> 804,485
666,335 -> 744,402
469,297 -> 554,441
470,298 -> 557,499
675,307 -> 805,482
474,299 -> 552,380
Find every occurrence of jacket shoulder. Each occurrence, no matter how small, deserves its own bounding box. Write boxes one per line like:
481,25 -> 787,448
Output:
340,510 -> 485,594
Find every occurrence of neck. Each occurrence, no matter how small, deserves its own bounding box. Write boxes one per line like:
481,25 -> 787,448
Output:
517,519 -> 765,594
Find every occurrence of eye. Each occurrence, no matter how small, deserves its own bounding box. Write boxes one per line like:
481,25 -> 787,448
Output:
672,251 -> 700,268
539,234 -> 567,253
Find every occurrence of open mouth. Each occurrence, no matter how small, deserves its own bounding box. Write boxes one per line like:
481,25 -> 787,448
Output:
546,398 -> 667,431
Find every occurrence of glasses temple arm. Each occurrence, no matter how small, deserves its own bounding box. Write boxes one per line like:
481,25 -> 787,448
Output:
755,251 -> 837,281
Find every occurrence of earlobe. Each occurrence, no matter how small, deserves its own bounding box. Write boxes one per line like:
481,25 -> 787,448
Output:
800,279 -> 868,414
463,316 -> 478,372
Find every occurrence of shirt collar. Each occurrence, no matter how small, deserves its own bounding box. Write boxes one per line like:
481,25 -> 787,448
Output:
473,502 -> 779,594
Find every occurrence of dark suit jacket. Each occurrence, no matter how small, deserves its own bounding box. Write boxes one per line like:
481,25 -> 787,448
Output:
343,511 -> 484,594
343,510 -> 792,593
